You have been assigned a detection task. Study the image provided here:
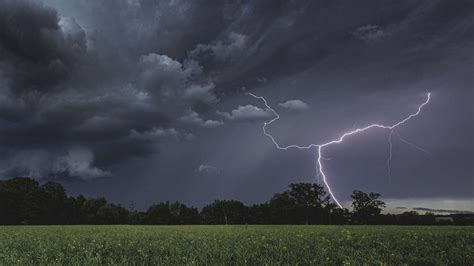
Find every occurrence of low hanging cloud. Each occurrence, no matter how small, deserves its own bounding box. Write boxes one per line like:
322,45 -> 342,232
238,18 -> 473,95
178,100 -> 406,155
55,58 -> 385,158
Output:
278,99 -> 309,112
217,105 -> 273,121
0,150 -> 57,179
54,148 -> 112,179
0,148 -> 110,180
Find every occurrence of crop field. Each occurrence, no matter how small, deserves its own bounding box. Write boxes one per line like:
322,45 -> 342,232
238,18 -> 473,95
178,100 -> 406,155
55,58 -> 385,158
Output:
0,225 -> 472,265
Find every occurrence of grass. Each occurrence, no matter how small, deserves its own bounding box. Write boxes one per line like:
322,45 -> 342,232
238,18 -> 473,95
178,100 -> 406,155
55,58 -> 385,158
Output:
0,225 -> 472,265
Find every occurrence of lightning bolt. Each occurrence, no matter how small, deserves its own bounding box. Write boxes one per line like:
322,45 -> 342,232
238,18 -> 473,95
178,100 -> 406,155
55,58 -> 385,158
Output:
248,92 -> 431,208
387,129 -> 394,183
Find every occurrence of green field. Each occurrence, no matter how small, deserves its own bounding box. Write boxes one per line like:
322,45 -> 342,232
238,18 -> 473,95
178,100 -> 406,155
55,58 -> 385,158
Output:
0,225 -> 472,265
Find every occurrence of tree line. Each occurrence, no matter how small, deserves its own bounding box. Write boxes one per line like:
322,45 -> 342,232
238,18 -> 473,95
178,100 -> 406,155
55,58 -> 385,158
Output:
0,177 -> 471,225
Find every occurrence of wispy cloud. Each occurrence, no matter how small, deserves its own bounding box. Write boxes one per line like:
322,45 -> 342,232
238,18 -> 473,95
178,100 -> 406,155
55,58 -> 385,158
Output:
413,207 -> 474,215
278,99 -> 309,112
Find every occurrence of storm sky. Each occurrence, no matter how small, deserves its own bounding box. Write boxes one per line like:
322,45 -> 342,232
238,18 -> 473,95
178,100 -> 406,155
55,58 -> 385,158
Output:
0,0 -> 472,211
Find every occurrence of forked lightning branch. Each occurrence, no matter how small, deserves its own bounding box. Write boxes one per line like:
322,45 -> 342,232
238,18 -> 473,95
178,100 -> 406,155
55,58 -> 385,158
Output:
248,92 -> 431,208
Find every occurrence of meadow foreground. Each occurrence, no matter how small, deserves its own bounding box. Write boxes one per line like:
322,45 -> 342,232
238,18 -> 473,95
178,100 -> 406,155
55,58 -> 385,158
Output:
0,225 -> 472,265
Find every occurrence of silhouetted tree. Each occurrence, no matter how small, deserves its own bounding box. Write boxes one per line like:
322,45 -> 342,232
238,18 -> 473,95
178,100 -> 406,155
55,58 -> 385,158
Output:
268,183 -> 332,224
1,177 -> 471,225
351,190 -> 385,224
269,191 -> 295,224
201,200 -> 248,224
146,202 -> 172,224
289,183 -> 330,224
0,177 -> 42,224
81,197 -> 108,224
248,203 -> 271,224
40,181 -> 68,224
327,203 -> 351,225
170,202 -> 201,224
129,211 -> 146,224
97,203 -> 129,224
145,201 -> 201,225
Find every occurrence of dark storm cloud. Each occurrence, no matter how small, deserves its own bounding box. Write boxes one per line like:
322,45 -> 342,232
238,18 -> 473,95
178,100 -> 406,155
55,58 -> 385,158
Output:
0,0 -> 472,208
0,0 -> 84,95
0,0 -> 227,179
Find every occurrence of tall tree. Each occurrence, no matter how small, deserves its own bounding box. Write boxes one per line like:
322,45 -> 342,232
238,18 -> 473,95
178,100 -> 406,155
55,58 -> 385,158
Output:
0,177 -> 41,224
40,181 -> 68,224
288,183 -> 330,224
350,190 -> 385,224
269,183 -> 332,224
269,191 -> 296,224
